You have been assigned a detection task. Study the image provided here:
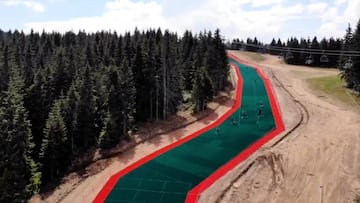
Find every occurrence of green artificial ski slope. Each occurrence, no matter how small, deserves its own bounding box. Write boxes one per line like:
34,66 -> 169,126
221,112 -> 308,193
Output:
103,60 -> 276,202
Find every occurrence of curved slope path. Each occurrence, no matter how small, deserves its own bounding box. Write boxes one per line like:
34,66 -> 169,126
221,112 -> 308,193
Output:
221,51 -> 360,203
93,55 -> 284,203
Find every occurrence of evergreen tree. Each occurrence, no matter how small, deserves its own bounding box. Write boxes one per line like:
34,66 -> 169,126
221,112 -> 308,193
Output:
191,66 -> 214,112
98,110 -> 117,148
75,66 -> 97,149
119,59 -> 136,133
99,61 -> 135,148
310,37 -> 321,66
180,30 -> 195,91
0,45 -> 9,94
214,29 -> 229,91
0,68 -> 39,201
339,23 -> 355,88
63,82 -> 80,155
162,31 -> 182,117
39,99 -> 69,182
350,20 -> 360,91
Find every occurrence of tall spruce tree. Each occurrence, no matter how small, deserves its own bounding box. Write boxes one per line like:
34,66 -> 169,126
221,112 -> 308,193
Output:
39,99 -> 69,182
0,68 -> 39,201
191,66 -> 214,112
351,20 -> 360,91
339,23 -> 355,88
76,66 -> 97,149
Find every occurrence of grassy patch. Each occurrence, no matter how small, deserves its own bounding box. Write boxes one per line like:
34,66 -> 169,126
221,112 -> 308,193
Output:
307,75 -> 360,106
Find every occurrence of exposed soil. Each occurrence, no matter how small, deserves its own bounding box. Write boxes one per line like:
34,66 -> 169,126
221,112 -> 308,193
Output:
215,51 -> 360,203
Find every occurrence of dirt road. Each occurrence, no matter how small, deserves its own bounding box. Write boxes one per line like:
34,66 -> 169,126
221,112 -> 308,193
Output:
218,51 -> 360,203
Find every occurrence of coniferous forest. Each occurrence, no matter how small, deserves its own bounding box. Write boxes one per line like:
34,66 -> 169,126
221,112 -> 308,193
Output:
229,20 -> 360,93
0,28 -> 229,201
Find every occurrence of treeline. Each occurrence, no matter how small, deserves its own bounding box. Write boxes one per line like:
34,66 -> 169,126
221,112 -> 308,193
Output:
272,36 -> 343,67
228,20 -> 360,93
227,37 -> 265,52
0,28 -> 229,201
228,36 -> 343,67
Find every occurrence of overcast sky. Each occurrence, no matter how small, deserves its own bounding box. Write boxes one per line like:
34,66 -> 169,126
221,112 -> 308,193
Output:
0,0 -> 359,42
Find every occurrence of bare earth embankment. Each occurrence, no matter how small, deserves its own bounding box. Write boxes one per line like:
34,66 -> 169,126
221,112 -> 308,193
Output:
217,51 -> 360,203
38,63 -> 239,203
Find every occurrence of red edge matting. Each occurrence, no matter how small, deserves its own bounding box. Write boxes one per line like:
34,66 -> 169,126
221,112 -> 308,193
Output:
93,54 -> 285,203
184,54 -> 285,202
93,55 -> 243,203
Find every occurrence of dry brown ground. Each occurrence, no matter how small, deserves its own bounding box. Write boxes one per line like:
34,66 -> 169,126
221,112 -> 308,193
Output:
212,51 -> 360,203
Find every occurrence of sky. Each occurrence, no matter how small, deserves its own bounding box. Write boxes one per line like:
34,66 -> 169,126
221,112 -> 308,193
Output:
0,0 -> 359,43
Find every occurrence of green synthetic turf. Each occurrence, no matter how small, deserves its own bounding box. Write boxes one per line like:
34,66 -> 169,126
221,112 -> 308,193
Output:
104,60 -> 276,203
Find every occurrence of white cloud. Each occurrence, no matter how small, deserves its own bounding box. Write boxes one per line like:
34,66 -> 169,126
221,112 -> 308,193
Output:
1,0 -> 45,12
251,0 -> 284,8
342,0 -> 360,26
25,0 -> 166,33
23,0 -> 310,42
315,0 -> 360,39
334,0 -> 347,5
21,0 -> 359,42
307,2 -> 327,15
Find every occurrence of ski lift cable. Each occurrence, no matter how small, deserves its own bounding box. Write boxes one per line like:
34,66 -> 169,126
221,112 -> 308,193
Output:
270,46 -> 360,56
240,43 -> 360,56
231,42 -> 360,56
232,42 -> 360,54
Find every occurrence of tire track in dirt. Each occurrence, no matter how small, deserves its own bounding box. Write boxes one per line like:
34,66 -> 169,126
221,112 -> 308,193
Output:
214,63 -> 308,203
268,68 -> 309,147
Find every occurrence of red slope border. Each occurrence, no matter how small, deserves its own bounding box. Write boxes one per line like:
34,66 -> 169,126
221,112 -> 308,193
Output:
93,54 -> 285,203
93,56 -> 243,202
184,54 -> 285,202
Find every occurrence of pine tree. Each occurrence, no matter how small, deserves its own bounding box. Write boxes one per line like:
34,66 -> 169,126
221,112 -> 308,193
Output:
98,110 -> 117,148
0,45 -> 9,94
133,42 -> 150,121
191,66 -> 214,113
64,82 -> 80,155
52,48 -> 71,97
99,66 -> 124,148
351,20 -> 360,91
23,43 -> 35,87
180,31 -> 195,91
120,59 -> 136,133
161,30 -> 182,118
0,68 -> 39,201
339,23 -> 355,88
40,99 -> 69,182
214,29 -> 229,91
310,37 -> 320,66
76,66 -> 97,149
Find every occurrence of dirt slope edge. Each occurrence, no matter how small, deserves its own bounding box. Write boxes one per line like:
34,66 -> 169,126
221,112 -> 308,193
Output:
218,51 -> 360,203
